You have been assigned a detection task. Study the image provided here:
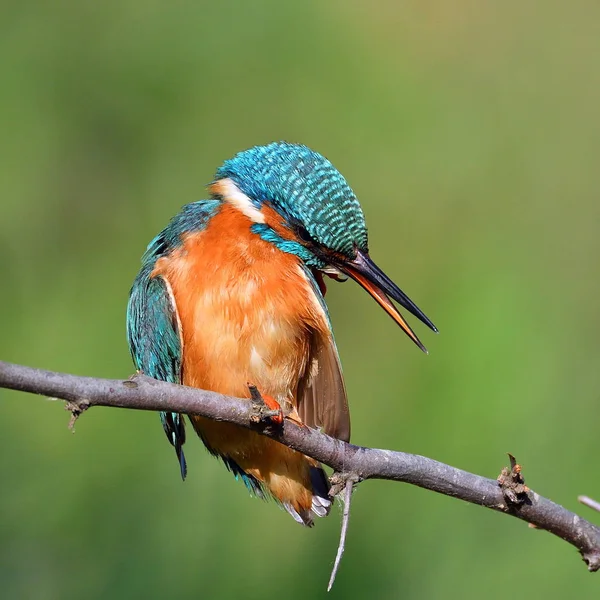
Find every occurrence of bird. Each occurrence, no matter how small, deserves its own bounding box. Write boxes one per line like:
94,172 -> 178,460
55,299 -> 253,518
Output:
127,142 -> 437,526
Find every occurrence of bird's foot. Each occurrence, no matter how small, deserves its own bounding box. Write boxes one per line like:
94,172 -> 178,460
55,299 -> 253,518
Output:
248,384 -> 284,427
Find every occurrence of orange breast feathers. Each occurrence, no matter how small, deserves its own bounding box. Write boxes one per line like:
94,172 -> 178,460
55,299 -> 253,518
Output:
152,203 -> 330,400
151,203 -> 331,515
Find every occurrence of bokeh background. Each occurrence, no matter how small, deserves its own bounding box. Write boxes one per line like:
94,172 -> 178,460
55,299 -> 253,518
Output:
2,1 -> 600,598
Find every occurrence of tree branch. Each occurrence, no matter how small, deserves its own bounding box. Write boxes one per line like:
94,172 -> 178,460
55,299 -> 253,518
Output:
2,359 -> 600,571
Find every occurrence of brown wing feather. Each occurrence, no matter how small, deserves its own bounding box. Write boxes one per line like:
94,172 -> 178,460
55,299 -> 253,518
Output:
297,331 -> 350,442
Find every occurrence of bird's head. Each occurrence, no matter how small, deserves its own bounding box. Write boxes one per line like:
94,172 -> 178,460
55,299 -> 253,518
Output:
210,142 -> 437,351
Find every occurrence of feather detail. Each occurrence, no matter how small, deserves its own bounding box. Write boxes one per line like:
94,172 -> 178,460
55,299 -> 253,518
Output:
294,264 -> 350,441
127,271 -> 187,479
297,318 -> 350,441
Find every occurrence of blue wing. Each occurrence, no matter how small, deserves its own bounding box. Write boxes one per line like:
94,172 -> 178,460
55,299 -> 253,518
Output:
127,265 -> 187,479
126,200 -> 221,479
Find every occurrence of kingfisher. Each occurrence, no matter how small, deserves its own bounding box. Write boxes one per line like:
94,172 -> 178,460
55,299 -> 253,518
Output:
127,142 -> 436,526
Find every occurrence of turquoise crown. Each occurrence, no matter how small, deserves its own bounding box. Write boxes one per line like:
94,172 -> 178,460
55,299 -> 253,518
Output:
215,142 -> 368,257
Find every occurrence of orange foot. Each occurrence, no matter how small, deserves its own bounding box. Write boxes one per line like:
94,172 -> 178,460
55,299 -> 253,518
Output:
248,384 -> 284,426
260,393 -> 284,426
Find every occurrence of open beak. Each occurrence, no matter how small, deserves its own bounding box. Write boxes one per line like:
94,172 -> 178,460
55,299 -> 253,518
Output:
337,250 -> 438,353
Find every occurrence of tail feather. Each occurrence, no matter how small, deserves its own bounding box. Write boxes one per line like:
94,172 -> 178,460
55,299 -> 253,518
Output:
160,411 -> 187,480
310,465 -> 332,518
284,503 -> 309,525
283,465 -> 331,526
175,441 -> 187,480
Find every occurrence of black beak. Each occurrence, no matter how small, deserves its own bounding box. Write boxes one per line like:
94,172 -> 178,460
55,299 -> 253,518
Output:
336,250 -> 437,353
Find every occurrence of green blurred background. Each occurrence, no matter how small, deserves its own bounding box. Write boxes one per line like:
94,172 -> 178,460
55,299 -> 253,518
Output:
2,1 -> 600,598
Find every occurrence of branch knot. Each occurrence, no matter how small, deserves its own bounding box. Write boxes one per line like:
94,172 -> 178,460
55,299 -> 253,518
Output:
497,453 -> 530,507
65,399 -> 90,431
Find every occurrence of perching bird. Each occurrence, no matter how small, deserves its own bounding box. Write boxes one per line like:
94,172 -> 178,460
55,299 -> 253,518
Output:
127,142 -> 436,526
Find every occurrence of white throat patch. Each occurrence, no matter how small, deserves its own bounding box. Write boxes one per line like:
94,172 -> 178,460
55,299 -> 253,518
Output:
218,178 -> 265,224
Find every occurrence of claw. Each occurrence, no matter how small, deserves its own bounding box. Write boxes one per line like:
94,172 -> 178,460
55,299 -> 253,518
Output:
248,384 -> 284,426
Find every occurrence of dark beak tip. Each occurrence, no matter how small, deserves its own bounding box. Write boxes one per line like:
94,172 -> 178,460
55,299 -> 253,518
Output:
421,315 -> 438,334
417,340 -> 429,354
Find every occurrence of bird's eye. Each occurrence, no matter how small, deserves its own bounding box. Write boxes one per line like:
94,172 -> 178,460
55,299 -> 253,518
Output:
297,226 -> 314,244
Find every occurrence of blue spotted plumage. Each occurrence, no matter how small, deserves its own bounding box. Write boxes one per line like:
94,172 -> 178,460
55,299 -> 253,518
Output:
127,270 -> 187,478
216,142 -> 368,259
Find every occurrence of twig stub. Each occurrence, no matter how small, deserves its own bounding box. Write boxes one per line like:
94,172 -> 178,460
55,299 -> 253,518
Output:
247,384 -> 283,429
327,475 -> 357,591
497,453 -> 530,506
64,399 -> 90,431
329,471 -> 361,498
579,496 -> 600,514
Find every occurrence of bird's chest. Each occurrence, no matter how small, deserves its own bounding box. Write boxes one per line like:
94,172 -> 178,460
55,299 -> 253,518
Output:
187,273 -> 311,398
153,207 -> 324,399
